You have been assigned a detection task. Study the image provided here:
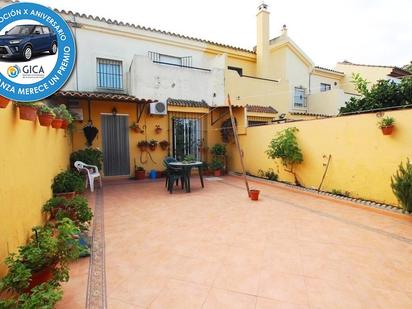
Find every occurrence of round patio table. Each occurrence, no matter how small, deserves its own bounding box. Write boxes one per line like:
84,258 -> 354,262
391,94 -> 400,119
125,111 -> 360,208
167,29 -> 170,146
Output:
168,161 -> 204,193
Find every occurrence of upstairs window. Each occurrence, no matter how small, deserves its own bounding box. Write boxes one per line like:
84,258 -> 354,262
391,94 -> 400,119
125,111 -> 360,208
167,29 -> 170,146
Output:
228,66 -> 243,76
294,87 -> 306,108
320,83 -> 331,92
148,51 -> 192,67
97,58 -> 123,90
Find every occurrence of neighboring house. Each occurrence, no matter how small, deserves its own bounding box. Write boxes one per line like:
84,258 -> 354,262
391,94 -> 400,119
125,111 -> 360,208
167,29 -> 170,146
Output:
335,60 -> 411,95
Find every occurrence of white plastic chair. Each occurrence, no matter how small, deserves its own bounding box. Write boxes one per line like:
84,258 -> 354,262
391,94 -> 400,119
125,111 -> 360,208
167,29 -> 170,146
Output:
74,161 -> 102,192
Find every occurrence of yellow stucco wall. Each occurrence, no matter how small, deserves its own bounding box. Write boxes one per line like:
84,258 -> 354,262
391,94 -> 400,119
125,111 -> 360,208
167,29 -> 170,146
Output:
0,102 -> 72,277
69,100 -> 226,174
228,109 -> 412,206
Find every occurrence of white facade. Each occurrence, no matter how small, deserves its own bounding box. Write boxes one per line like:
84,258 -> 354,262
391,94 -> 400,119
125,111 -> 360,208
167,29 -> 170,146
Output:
59,12 -> 226,105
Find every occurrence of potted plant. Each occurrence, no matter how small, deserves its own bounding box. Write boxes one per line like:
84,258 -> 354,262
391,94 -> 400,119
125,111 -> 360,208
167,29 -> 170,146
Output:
137,140 -> 149,151
42,196 -> 93,231
159,140 -> 169,150
149,139 -> 158,151
0,96 -> 10,109
210,144 -> 226,156
249,189 -> 260,201
52,170 -> 85,199
0,281 -> 63,308
130,122 -> 143,133
0,219 -> 82,294
14,102 -> 37,121
155,125 -> 162,134
51,105 -> 64,129
378,116 -> 395,135
36,104 -> 55,127
183,154 -> 196,163
210,159 -> 224,177
135,166 -> 145,180
59,104 -> 73,129
70,148 -> 103,172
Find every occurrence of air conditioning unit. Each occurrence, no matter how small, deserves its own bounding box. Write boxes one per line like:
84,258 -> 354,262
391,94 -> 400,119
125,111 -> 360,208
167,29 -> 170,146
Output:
149,101 -> 167,115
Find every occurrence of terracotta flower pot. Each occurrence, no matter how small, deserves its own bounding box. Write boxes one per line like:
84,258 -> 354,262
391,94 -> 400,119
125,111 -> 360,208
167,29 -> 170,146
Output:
381,126 -> 394,135
135,170 -> 145,180
18,106 -> 37,121
24,264 -> 56,292
214,169 -> 222,177
156,171 -> 163,178
51,118 -> 63,129
0,96 -> 10,108
155,128 -> 162,134
61,119 -> 69,129
38,113 -> 55,127
149,145 -> 157,151
249,189 -> 260,201
54,192 -> 76,200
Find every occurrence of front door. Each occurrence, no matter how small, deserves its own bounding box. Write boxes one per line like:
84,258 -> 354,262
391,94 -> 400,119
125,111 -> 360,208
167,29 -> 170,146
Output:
101,114 -> 130,176
172,118 -> 202,161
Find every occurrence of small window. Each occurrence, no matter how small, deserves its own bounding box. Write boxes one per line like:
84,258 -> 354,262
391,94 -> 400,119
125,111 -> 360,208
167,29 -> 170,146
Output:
228,66 -> 243,76
96,58 -> 123,90
320,83 -> 331,92
42,27 -> 50,34
294,87 -> 306,108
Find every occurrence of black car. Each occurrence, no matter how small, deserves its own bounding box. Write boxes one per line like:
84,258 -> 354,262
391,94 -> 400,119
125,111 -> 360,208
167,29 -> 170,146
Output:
0,24 -> 57,61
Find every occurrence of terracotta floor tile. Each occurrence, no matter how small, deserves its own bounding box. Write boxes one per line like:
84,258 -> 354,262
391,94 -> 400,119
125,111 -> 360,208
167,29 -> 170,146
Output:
203,288 -> 256,309
149,279 -> 209,309
57,177 -> 412,308
256,297 -> 309,309
213,263 -> 261,295
258,270 -> 308,305
110,268 -> 167,308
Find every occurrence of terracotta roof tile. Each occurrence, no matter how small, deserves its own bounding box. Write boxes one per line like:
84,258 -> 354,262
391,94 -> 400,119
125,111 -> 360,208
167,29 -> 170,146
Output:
55,9 -> 255,54
54,91 -> 155,103
338,61 -> 411,76
290,111 -> 333,118
314,66 -> 344,75
167,98 -> 209,108
246,105 -> 278,114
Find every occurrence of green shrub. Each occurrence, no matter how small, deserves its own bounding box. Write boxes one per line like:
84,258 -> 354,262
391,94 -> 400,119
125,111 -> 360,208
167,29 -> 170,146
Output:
183,154 -> 196,163
258,169 -> 278,181
52,171 -> 85,194
210,144 -> 226,156
0,281 -> 62,309
391,159 -> 412,212
265,127 -> 303,184
209,159 -> 224,171
331,189 -> 350,197
70,148 -> 103,171
0,219 -> 82,294
42,196 -> 93,230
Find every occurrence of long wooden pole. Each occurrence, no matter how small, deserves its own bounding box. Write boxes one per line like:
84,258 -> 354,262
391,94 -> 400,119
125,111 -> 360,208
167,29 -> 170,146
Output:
227,94 -> 250,196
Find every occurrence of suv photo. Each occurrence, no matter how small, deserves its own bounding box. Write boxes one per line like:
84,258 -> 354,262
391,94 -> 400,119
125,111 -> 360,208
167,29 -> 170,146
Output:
0,24 -> 57,61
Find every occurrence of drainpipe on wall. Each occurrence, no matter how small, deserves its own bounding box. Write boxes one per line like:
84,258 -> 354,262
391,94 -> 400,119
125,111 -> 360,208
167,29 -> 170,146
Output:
309,67 -> 314,95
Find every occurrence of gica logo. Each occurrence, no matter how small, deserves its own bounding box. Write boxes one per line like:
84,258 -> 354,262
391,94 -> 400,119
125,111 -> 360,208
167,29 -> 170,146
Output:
0,2 -> 76,102
7,65 -> 20,78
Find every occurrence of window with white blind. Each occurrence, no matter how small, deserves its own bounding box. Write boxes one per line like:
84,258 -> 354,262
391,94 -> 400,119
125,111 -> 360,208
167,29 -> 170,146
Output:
96,58 -> 123,90
293,87 -> 306,108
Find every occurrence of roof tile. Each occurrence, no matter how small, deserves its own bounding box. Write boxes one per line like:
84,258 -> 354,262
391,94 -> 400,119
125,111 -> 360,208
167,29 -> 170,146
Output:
54,91 -> 154,103
246,105 -> 278,114
167,98 -> 209,108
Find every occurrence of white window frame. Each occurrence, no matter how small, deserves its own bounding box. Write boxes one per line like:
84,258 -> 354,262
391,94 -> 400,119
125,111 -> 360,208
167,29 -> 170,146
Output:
293,87 -> 306,109
320,83 -> 331,92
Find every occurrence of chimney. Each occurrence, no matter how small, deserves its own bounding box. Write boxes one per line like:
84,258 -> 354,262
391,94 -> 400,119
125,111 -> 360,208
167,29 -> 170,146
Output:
281,24 -> 288,37
256,2 -> 270,77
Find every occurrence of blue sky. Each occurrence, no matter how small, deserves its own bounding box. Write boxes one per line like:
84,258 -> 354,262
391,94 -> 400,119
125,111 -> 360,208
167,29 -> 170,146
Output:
23,0 -> 412,68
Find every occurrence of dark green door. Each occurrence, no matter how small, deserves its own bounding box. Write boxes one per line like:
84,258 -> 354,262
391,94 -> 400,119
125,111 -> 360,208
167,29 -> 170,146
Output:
101,114 -> 130,176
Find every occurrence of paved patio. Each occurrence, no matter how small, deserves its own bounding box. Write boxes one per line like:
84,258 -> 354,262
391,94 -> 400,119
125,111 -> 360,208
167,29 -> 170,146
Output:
58,176 -> 412,308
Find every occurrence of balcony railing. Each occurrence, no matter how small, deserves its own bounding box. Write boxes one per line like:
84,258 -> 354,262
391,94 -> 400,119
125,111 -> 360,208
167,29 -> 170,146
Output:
151,60 -> 211,72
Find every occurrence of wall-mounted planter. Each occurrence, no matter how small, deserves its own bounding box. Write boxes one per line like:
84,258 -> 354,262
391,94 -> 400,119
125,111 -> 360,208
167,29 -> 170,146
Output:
61,119 -> 69,129
51,118 -> 63,129
18,106 -> 37,121
38,113 -> 55,127
381,125 -> 394,135
155,126 -> 162,134
0,97 -> 10,108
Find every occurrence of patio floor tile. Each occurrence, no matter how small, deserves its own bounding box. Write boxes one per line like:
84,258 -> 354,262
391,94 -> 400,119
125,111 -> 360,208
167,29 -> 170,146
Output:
56,176 -> 412,308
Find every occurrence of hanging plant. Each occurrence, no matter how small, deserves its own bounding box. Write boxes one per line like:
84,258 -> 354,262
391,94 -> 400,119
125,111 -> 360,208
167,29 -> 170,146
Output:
159,140 -> 169,150
155,125 -> 162,134
137,140 -> 149,151
83,124 -> 99,147
130,122 -> 144,133
220,118 -> 237,143
149,139 -> 158,151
